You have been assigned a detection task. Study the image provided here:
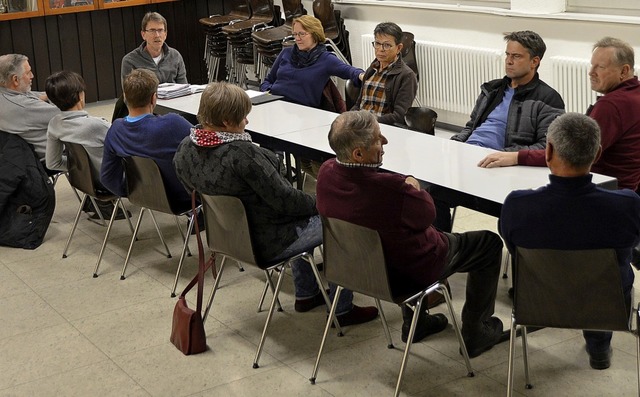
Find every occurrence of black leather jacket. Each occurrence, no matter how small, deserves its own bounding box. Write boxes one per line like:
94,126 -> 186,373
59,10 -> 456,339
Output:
452,73 -> 565,151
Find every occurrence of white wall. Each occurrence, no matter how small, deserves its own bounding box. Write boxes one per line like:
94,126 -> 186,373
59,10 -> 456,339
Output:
292,1 -> 640,126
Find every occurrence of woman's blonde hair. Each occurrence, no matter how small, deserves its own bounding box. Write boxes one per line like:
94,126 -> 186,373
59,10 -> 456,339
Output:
197,82 -> 252,128
292,15 -> 325,44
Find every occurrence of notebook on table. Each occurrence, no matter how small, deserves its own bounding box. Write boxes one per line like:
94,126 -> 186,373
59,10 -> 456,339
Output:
245,89 -> 283,105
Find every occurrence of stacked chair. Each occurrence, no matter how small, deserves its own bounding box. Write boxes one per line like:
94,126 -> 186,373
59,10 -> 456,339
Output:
222,0 -> 280,88
312,0 -> 352,64
199,0 -> 252,83
251,0 -> 307,82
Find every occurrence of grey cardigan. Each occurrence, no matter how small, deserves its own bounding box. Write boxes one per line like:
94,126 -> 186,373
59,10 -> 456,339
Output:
173,138 -> 317,262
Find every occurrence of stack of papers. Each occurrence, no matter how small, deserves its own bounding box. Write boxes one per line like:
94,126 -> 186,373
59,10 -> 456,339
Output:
157,83 -> 191,99
189,84 -> 207,94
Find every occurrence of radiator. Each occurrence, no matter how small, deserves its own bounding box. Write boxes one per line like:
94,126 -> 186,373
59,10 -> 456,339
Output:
361,34 -> 503,114
550,56 -> 597,114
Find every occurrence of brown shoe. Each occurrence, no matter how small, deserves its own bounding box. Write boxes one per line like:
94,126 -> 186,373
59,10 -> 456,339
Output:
334,305 -> 379,327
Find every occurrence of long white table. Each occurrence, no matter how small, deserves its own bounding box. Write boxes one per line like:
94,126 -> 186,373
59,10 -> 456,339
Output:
157,93 -> 338,136
157,94 -> 617,217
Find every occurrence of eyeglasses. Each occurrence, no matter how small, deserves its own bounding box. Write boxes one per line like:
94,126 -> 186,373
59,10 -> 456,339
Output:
372,41 -> 395,51
292,32 -> 309,38
144,28 -> 166,35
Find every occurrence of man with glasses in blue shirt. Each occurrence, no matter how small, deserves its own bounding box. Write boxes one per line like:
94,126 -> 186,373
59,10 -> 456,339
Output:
351,22 -> 418,126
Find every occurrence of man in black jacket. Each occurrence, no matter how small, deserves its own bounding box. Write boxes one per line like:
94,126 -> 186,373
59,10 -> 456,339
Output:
451,31 -> 564,151
435,31 -> 565,232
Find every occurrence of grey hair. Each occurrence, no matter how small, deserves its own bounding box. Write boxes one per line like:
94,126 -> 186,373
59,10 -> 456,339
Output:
0,54 -> 27,86
593,36 -> 635,69
547,113 -> 601,168
328,110 -> 378,161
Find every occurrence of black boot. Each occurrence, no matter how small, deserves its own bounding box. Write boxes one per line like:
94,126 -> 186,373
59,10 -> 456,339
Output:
90,200 -> 130,220
82,199 -> 96,214
401,304 -> 448,343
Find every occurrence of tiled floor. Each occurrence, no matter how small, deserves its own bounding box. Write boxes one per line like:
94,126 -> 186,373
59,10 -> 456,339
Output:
1,100 -> 638,396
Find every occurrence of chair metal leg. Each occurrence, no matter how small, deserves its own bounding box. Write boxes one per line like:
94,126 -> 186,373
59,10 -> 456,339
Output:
451,206 -> 457,230
170,213 -> 195,297
121,208 -> 146,280
173,214 -> 193,257
306,252 -> 342,333
253,263 -> 287,368
440,283 -> 474,376
203,256 -> 227,324
87,196 -> 107,226
146,210 -> 171,258
635,304 -> 640,396
65,174 -> 82,203
237,260 -> 245,272
93,199 -> 121,278
522,326 -> 532,389
62,195 -> 87,259
257,269 -> 283,313
502,251 -> 511,279
119,199 -> 135,235
257,270 -> 270,312
507,313 -> 517,397
375,298 -> 394,349
310,285 -> 343,384
395,295 -> 426,397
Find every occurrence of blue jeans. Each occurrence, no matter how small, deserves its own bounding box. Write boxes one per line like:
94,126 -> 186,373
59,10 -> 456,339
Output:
269,215 -> 353,315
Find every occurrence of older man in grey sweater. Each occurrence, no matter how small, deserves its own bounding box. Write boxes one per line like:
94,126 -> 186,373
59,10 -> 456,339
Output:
0,54 -> 59,161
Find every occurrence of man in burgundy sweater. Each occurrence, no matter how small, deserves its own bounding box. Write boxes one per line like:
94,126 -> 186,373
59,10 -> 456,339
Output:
478,37 -> 640,192
316,110 -> 504,357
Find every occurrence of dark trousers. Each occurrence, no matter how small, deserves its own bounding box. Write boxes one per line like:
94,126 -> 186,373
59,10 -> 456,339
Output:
420,182 -> 463,233
584,284 -> 632,353
439,230 -> 503,330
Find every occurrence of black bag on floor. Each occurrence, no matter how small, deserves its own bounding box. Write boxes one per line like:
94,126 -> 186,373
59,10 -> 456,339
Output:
0,131 -> 55,249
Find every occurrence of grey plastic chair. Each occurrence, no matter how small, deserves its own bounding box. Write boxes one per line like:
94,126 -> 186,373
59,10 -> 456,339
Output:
200,194 -> 337,369
121,156 -> 198,297
310,217 -> 473,397
507,247 -> 640,396
61,141 -> 134,276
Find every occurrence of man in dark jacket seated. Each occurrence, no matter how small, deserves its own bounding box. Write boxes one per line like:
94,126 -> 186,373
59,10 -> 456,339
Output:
500,113 -> 640,369
435,30 -> 565,233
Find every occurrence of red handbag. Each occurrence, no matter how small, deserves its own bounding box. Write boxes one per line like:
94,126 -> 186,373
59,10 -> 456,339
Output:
170,191 -> 216,355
